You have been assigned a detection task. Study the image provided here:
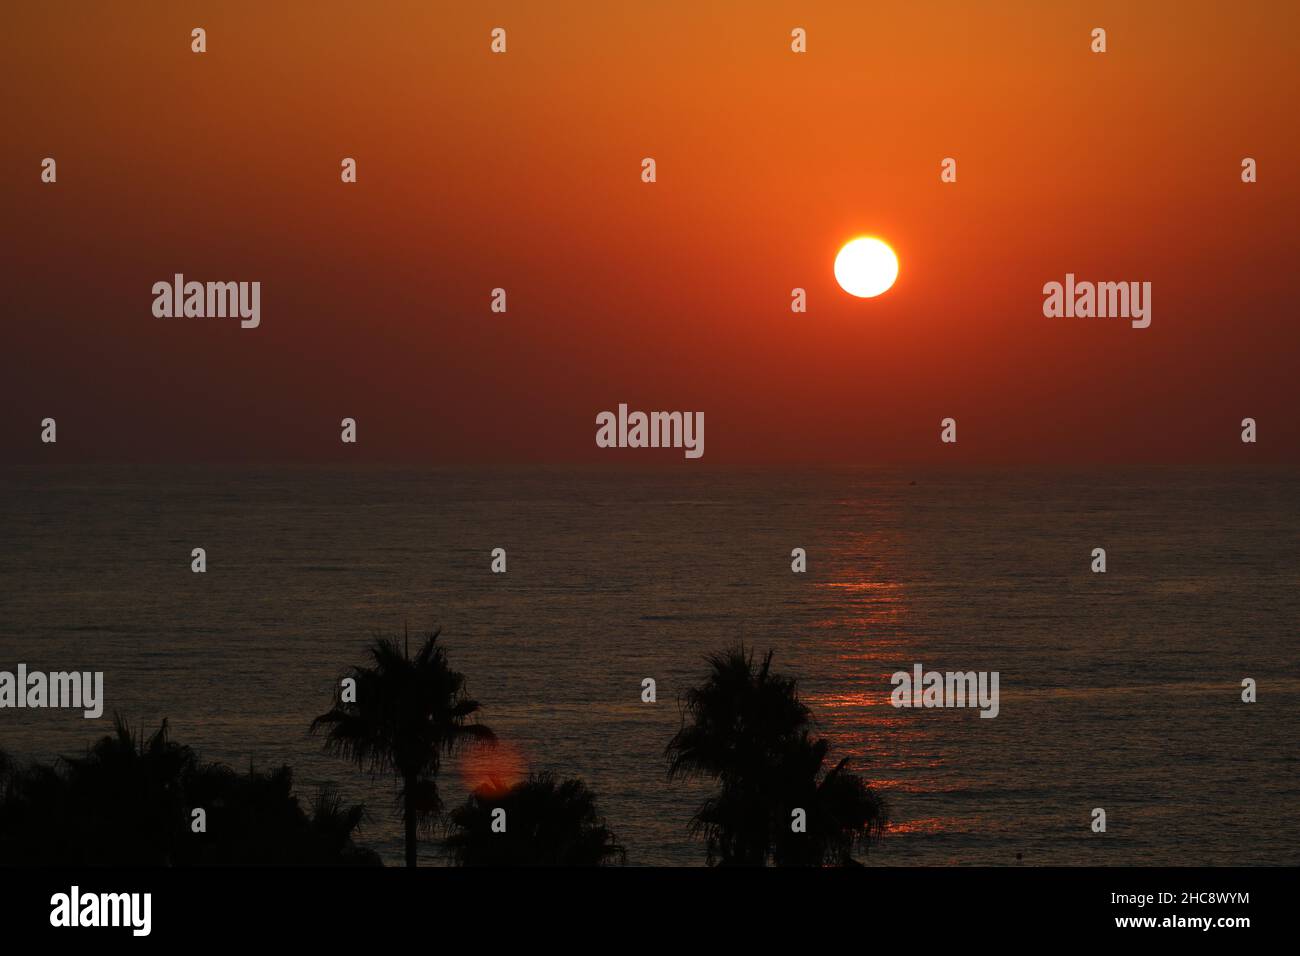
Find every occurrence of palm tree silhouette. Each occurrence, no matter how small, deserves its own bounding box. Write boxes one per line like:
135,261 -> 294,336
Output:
312,628 -> 494,867
444,772 -> 624,865
769,732 -> 887,865
666,644 -> 888,865
666,645 -> 809,864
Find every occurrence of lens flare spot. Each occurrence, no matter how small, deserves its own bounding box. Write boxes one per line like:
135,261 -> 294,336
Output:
459,738 -> 526,798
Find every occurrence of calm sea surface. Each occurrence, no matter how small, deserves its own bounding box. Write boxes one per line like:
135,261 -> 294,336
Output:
1,466 -> 1297,865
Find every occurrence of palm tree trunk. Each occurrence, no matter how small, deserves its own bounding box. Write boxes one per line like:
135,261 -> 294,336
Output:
404,772 -> 418,867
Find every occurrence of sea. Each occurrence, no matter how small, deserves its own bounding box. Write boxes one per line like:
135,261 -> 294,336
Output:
1,466 -> 1297,866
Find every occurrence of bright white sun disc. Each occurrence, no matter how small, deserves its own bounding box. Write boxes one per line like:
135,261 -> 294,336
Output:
834,237 -> 898,298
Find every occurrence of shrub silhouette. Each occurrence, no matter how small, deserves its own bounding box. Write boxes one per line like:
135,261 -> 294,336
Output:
0,717 -> 379,865
445,772 -> 624,866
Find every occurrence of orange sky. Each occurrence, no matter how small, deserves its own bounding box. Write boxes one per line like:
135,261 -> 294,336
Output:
4,1 -> 1297,465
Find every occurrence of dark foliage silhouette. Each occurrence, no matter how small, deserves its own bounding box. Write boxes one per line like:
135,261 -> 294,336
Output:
312,628 -> 494,867
0,717 -> 379,865
769,732 -> 888,865
445,772 -> 624,866
666,644 -> 888,865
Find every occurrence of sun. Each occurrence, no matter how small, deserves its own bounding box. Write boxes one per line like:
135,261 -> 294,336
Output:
834,237 -> 899,298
